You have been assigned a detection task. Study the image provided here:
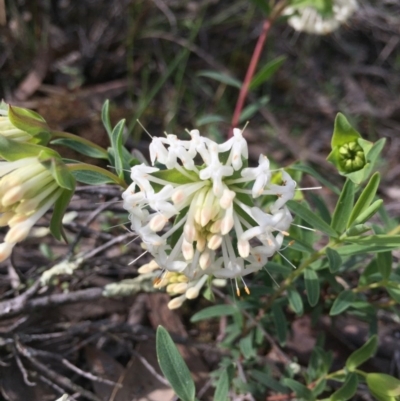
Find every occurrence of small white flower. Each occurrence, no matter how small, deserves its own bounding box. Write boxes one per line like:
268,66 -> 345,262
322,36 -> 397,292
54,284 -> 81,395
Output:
285,0 -> 358,35
0,157 -> 63,262
122,128 -> 297,290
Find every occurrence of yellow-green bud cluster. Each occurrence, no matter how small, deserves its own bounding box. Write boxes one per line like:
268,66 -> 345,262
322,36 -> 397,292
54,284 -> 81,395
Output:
338,141 -> 365,172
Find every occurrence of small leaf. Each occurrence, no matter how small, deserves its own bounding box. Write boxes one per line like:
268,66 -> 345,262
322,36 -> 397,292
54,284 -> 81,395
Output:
239,333 -> 256,359
346,334 -> 378,371
214,370 -> 229,401
352,199 -> 383,226
304,268 -> 320,307
337,243 -> 399,256
109,119 -> 126,178
287,288 -> 303,315
156,326 -> 195,401
71,169 -> 115,185
101,99 -> 112,138
367,373 -> 400,397
239,95 -> 269,123
330,290 -> 355,316
272,303 -> 287,346
196,114 -> 227,126
377,251 -> 392,280
344,235 -> 400,248
326,247 -> 342,273
39,156 -> 75,190
8,105 -> 50,136
282,378 -> 315,400
348,172 -> 380,227
51,138 -> 108,159
387,287 -> 400,303
0,136 -> 58,161
331,179 -> 355,234
197,70 -> 241,88
50,188 -> 75,242
287,200 -> 338,238
191,304 -> 237,322
251,370 -> 289,394
330,372 -> 358,401
249,56 -> 286,90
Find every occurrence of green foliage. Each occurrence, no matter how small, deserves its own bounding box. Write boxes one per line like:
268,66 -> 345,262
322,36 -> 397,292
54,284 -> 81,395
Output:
346,335 -> 378,371
156,326 -> 196,401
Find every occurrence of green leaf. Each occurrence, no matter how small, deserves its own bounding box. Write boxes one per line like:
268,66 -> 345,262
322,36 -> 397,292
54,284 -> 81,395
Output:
101,99 -> 112,138
197,70 -> 241,88
377,251 -> 392,280
387,287 -> 400,303
345,223 -> 372,237
304,268 -> 320,306
331,179 -> 355,234
214,370 -> 229,401
366,373 -> 400,397
109,119 -> 126,178
0,136 -> 58,161
348,172 -> 380,227
239,333 -> 256,359
70,169 -> 115,185
151,168 -> 197,186
330,372 -> 358,401
50,188 -> 75,241
336,242 -> 399,256
50,138 -> 108,159
352,199 -> 383,226
251,370 -> 289,394
287,288 -> 303,315
196,114 -> 227,126
249,0 -> 270,15
156,326 -> 195,401
290,163 -> 340,195
326,247 -> 342,273
346,334 -> 378,371
249,56 -> 286,90
330,290 -> 355,316
282,378 -> 315,401
8,105 -> 50,136
272,303 -> 287,346
239,95 -> 269,123
344,235 -> 400,248
331,113 -> 361,148
191,304 -> 238,322
39,156 -> 75,190
287,200 -> 338,237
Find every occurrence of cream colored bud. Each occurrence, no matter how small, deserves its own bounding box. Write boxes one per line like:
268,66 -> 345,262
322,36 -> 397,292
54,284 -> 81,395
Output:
238,239 -> 250,258
5,222 -> 31,243
185,287 -> 200,300
208,234 -> 222,250
182,238 -> 194,260
0,212 -> 14,226
221,215 -> 234,235
199,249 -> 212,270
149,214 -> 168,232
168,296 -> 185,309
172,282 -> 188,294
0,242 -> 14,262
2,186 -> 23,206
171,190 -> 186,205
196,236 -> 206,252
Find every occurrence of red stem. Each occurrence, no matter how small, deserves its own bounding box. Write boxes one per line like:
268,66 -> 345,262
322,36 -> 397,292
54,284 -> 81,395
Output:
230,18 -> 272,136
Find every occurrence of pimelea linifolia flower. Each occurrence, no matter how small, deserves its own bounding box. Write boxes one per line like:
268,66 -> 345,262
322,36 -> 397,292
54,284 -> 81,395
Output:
285,0 -> 358,35
122,128 -> 297,296
0,157 -> 63,261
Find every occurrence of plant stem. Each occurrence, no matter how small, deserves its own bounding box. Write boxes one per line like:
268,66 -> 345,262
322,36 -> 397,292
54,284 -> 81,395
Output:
67,163 -> 127,188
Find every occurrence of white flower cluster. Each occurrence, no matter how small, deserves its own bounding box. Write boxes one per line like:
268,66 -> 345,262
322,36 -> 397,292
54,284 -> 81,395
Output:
122,128 -> 296,300
285,0 -> 358,35
0,157 -> 62,262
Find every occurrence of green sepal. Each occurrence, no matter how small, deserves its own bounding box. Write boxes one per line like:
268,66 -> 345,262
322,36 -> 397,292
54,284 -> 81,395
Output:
366,373 -> 400,397
50,187 -> 75,242
0,136 -> 59,161
39,154 -> 75,190
345,334 -> 378,371
331,113 -> 361,148
8,105 -> 51,139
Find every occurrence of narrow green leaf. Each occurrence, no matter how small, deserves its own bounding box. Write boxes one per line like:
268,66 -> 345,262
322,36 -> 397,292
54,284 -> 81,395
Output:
366,373 -> 400,397
191,304 -> 237,322
326,247 -> 342,273
249,0 -> 270,15
40,156 -> 75,190
239,95 -> 269,123
344,235 -> 400,247
287,200 -> 338,237
346,335 -> 378,371
0,136 -> 57,161
196,114 -> 226,126
336,243 -> 399,256
348,172 -> 380,227
330,290 -> 355,316
331,179 -> 355,234
304,268 -> 320,307
156,326 -> 195,401
330,372 -> 358,401
251,370 -> 289,394
8,105 -> 50,136
352,199 -> 383,226
345,224 -> 372,237
109,119 -> 126,178
197,70 -> 241,88
387,287 -> 400,303
287,288 -> 303,315
50,188 -> 75,242
282,378 -> 315,400
249,56 -> 286,90
71,169 -> 115,185
101,100 -> 112,138
272,303 -> 287,346
377,251 -> 392,280
239,333 -> 256,359
51,138 -> 108,159
214,370 -> 229,401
